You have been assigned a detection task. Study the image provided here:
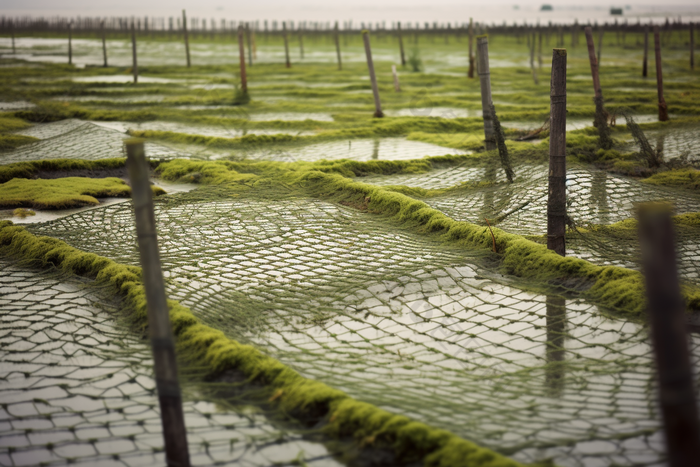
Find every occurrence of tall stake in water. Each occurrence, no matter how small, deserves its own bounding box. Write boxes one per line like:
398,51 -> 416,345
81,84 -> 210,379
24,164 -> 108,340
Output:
584,26 -> 612,150
68,21 -> 72,65
246,23 -> 253,66
131,21 -> 138,84
182,9 -> 191,67
476,35 -> 495,150
362,30 -> 384,118
334,22 -> 342,70
654,26 -> 669,121
547,49 -> 567,257
596,27 -> 603,66
397,21 -> 406,66
101,20 -> 108,67
283,22 -> 291,68
643,25 -> 649,77
468,18 -> 475,78
299,24 -> 304,59
238,25 -> 247,94
638,203 -> 700,467
125,140 -> 191,467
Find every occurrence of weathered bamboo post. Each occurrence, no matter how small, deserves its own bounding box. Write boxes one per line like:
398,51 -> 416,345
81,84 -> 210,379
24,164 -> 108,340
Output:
125,140 -> 191,467
10,20 -> 16,54
548,49 -> 567,257
538,28 -> 543,69
245,23 -> 253,66
362,30 -> 384,118
299,24 -> 304,59
392,65 -> 401,92
283,22 -> 291,68
100,20 -> 108,67
131,21 -> 138,84
334,22 -> 342,70
397,21 -> 406,66
468,18 -> 475,78
643,25 -> 649,77
530,31 -> 538,85
597,27 -> 603,65
654,26 -> 669,121
691,22 -> 695,70
638,203 -> 700,467
182,9 -> 191,67
238,25 -> 247,94
68,21 -> 73,65
476,35 -> 495,150
585,26 -> 612,150
252,29 -> 257,60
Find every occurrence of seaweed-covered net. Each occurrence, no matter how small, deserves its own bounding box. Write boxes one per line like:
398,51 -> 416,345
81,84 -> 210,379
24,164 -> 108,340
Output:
0,257 -> 344,466
26,185 -> 700,467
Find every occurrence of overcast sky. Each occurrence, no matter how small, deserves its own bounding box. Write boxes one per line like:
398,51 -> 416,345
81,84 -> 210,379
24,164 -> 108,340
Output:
4,1 -> 699,23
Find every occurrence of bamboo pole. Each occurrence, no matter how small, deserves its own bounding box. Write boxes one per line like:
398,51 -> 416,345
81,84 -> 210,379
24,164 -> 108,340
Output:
283,22 -> 291,68
397,21 -> 406,66
476,35 -> 495,150
638,203 -> 700,467
125,140 -> 191,467
299,25 -> 304,59
182,10 -> 191,67
131,21 -> 138,84
334,22 -> 342,70
101,20 -> 108,67
362,30 -> 384,118
468,18 -> 474,78
597,28 -> 603,65
654,26 -> 669,121
246,23 -> 253,66
585,26 -> 612,150
238,25 -> 247,94
691,22 -> 695,71
547,49 -> 567,257
68,21 -> 73,65
643,25 -> 649,77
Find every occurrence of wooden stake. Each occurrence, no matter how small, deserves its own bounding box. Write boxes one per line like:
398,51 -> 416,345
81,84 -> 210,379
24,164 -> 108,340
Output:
68,21 -> 73,65
392,64 -> 400,92
246,23 -> 253,66
584,27 -> 602,100
691,22 -> 695,71
530,31 -> 538,85
238,25 -> 247,94
182,10 -> 191,67
334,22 -> 342,70
538,28 -> 543,69
131,21 -> 138,84
637,203 -> 700,467
654,26 -> 669,121
476,35 -> 495,150
468,18 -> 474,78
597,28 -> 603,66
10,20 -> 15,54
299,25 -> 304,59
101,20 -> 108,67
643,25 -> 649,77
362,30 -> 384,118
125,140 -> 191,467
397,21 -> 406,66
283,22 -> 291,68
547,49 -> 567,257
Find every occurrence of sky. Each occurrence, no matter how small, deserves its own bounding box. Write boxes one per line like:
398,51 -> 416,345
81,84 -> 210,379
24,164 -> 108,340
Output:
3,1 -> 699,24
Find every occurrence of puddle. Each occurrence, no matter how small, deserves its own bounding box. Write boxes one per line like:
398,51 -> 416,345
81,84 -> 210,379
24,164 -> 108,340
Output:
0,101 -> 36,111
235,137 -> 468,162
72,75 -> 184,84
90,120 -> 316,138
247,112 -> 334,122
386,107 -> 482,118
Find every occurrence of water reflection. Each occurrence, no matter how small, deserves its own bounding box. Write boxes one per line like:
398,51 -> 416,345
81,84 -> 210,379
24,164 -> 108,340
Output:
590,170 -> 610,225
655,133 -> 666,161
372,138 -> 380,160
545,295 -> 567,397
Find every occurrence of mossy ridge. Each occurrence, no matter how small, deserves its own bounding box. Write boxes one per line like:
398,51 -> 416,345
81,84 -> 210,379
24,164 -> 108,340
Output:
642,169 -> 700,190
155,158 -> 700,317
0,158 -> 128,183
0,177 -> 165,209
0,221 -> 523,467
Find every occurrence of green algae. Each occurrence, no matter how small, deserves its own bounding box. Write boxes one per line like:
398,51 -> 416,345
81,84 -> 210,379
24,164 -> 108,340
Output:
0,177 -> 165,209
0,158 -> 128,183
0,221 -> 523,467
0,133 -> 39,151
642,169 -> 700,190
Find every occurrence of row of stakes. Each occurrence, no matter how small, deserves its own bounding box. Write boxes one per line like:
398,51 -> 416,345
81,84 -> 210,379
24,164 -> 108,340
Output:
7,10 -> 699,465
122,39 -> 700,467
